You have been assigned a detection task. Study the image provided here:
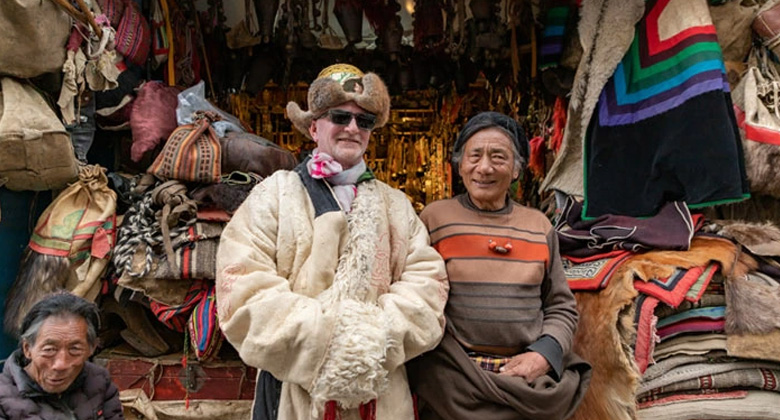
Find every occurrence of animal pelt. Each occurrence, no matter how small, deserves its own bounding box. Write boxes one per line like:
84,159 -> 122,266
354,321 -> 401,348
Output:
742,139 -> 780,199
726,272 -> 780,335
571,262 -> 639,420
190,182 -> 256,214
705,219 -> 780,257
569,235 -> 742,420
627,236 -> 741,283
3,250 -> 73,336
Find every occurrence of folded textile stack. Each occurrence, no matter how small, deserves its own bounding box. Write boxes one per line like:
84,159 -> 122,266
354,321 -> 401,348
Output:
560,205 -> 780,420
635,221 -> 780,420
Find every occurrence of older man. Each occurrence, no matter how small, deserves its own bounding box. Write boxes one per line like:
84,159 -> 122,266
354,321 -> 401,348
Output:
409,112 -> 591,420
0,292 -> 123,419
216,64 -> 449,420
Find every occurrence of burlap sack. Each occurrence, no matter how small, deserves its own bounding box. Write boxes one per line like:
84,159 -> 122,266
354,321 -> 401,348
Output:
28,165 -> 118,301
0,0 -> 71,78
0,78 -> 79,191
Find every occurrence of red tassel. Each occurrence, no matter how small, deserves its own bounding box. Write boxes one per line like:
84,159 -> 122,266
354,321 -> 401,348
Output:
551,96 -> 567,154
359,399 -> 377,420
528,135 -> 547,179
323,401 -> 340,420
413,394 -> 420,420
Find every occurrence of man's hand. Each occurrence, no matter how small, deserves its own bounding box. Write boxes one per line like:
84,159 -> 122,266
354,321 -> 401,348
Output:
498,351 -> 550,382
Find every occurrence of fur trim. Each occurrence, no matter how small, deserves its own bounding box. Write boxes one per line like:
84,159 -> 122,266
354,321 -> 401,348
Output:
4,250 -> 71,336
541,0 -> 645,195
726,272 -> 780,335
707,220 -> 780,257
287,73 -> 391,138
309,181 -> 391,415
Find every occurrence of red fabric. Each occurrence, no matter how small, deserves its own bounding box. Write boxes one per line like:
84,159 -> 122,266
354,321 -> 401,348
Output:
322,400 -> 377,420
551,97 -> 567,153
634,266 -> 705,307
323,401 -> 340,420
657,319 -> 725,341
734,105 -> 780,146
528,135 -> 547,179
563,251 -> 632,291
634,295 -> 660,374
563,249 -> 630,264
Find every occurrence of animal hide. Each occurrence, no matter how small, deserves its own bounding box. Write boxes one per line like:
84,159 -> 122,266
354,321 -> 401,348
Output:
705,220 -> 780,257
571,263 -> 639,420
726,272 -> 780,335
570,235 -> 741,420
3,250 -> 72,336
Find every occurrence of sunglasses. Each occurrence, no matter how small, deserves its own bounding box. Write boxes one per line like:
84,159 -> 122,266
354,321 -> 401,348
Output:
317,109 -> 377,130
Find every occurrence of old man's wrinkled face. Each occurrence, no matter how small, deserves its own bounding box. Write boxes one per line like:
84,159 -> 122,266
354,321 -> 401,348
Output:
458,127 -> 520,211
309,101 -> 374,169
23,315 -> 94,394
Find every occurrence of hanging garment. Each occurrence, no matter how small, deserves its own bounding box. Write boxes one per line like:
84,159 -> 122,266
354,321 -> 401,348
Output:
581,0 -> 749,218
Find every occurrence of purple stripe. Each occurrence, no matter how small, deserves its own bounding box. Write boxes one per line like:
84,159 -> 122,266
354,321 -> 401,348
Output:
598,71 -> 727,126
541,44 -> 563,55
606,69 -> 723,110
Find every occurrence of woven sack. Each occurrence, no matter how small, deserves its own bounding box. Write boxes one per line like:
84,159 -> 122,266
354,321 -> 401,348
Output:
148,112 -> 222,183
732,47 -> 780,198
115,0 -> 152,66
97,0 -> 125,28
0,0 -> 71,78
188,284 -> 224,362
0,78 -> 79,191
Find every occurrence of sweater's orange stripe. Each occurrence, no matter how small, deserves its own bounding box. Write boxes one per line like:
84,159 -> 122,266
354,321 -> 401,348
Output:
434,234 -> 548,262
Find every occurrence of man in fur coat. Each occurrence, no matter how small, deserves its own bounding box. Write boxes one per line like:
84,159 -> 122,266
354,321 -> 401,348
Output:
215,64 -> 449,420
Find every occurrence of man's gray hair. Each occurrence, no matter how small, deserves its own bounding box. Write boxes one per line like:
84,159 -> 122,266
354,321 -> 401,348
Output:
19,292 -> 100,348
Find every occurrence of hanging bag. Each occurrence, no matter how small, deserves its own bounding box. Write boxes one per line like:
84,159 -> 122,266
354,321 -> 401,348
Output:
732,46 -> 780,198
0,0 -> 71,78
0,78 -> 79,191
115,0 -> 152,66
147,111 -> 223,183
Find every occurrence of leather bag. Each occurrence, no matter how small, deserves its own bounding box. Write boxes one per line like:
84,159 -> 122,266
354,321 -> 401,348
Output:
0,0 -> 71,78
220,131 -> 297,177
0,78 -> 79,191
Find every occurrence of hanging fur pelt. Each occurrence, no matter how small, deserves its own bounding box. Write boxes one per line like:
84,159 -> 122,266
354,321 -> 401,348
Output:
4,249 -> 74,336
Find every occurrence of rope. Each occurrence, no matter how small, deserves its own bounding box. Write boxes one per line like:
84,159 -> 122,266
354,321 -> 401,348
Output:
112,184 -> 195,279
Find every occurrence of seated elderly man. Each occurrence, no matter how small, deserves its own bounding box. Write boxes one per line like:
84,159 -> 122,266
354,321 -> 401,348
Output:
408,112 -> 592,420
0,292 -> 123,419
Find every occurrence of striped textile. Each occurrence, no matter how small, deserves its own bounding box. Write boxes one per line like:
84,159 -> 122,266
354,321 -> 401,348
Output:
468,353 -> 513,374
539,3 -> 574,70
597,0 -> 728,126
582,0 -> 749,218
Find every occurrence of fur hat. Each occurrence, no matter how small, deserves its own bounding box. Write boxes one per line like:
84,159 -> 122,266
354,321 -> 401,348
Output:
286,64 -> 391,138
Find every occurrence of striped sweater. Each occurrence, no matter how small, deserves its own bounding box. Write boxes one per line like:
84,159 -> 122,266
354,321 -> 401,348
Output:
420,195 -> 578,362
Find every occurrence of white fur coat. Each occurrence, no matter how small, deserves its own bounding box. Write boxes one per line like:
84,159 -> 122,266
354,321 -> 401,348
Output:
216,171 -> 449,420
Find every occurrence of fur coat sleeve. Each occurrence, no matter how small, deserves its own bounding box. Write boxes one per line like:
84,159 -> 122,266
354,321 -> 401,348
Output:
215,173 -> 338,390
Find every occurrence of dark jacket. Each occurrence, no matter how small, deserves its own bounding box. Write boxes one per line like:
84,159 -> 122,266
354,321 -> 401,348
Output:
0,350 -> 123,420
